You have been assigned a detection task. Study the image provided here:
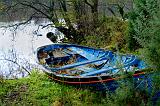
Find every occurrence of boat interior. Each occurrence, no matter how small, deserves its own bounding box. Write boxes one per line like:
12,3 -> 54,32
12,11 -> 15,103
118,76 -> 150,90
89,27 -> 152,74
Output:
37,44 -> 145,77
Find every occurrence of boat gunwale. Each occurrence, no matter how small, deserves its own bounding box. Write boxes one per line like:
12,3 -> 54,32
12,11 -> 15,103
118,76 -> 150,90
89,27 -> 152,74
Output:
37,43 -> 146,79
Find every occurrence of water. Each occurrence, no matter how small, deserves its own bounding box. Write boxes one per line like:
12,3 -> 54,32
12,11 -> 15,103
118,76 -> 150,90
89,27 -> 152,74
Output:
0,21 -> 63,79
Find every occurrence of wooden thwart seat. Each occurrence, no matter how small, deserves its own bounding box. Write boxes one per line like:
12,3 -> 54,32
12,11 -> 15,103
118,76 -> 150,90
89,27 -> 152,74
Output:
47,57 -> 109,72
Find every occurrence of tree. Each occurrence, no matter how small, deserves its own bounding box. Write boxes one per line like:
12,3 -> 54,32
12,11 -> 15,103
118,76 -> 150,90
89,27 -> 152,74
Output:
2,0 -> 133,43
1,0 -> 102,43
129,0 -> 160,69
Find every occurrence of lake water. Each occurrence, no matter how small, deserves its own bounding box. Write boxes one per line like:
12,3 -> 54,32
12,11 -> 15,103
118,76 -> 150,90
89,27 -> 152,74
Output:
0,21 -> 63,79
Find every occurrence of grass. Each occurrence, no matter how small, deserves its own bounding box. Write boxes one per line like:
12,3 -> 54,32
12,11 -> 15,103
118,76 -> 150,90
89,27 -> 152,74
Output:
1,69 -> 160,106
0,70 -> 109,106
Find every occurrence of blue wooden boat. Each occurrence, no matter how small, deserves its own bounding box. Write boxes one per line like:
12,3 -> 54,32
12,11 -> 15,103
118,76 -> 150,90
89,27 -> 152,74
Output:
37,44 -> 147,90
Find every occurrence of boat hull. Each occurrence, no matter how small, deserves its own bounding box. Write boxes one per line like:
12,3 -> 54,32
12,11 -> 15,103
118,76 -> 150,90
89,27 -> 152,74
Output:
37,43 -> 147,90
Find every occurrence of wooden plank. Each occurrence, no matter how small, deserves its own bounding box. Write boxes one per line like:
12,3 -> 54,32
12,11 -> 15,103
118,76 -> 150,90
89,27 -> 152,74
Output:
49,57 -> 109,72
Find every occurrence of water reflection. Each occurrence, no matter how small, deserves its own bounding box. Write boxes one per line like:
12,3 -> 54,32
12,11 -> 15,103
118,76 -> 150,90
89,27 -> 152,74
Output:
0,21 -> 63,79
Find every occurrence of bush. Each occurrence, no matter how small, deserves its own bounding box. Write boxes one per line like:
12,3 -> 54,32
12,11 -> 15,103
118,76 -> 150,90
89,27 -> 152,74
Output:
128,0 -> 160,69
80,16 -> 128,51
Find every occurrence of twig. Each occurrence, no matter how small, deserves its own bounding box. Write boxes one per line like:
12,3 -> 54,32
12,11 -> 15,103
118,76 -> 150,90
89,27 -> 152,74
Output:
84,0 -> 94,8
0,58 -> 31,75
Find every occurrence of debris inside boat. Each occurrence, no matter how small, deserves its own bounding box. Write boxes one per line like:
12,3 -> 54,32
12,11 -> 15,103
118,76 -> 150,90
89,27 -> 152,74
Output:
37,44 -> 146,77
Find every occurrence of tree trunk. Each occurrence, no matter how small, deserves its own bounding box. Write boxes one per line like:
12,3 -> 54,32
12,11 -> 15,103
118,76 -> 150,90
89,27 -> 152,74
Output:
84,0 -> 99,28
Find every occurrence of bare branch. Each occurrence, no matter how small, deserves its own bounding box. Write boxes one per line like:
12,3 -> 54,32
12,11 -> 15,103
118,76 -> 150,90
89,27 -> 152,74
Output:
41,24 -> 53,29
5,3 -> 19,13
0,13 -> 34,31
107,7 -> 116,16
36,2 -> 50,10
84,0 -> 93,8
59,0 -> 68,12
19,1 -> 51,20
0,58 -> 31,75
32,23 -> 54,36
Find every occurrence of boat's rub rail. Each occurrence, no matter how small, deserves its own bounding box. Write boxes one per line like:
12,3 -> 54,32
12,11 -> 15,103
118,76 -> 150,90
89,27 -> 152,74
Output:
47,71 -> 145,84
